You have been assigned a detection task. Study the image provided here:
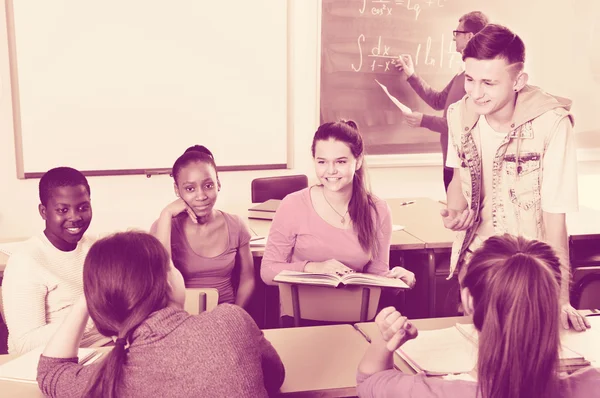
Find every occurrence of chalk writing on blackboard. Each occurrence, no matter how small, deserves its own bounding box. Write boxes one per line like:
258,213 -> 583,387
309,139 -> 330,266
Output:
359,0 -> 448,21
352,34 -> 460,72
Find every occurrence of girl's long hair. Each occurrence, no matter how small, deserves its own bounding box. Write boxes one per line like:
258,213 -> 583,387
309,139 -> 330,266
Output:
311,120 -> 378,256
83,231 -> 171,398
460,234 -> 562,398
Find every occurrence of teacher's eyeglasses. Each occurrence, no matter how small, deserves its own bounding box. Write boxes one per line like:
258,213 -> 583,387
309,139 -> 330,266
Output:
453,30 -> 469,37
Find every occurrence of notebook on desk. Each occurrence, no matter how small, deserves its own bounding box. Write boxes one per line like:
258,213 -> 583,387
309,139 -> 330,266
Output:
248,199 -> 281,220
396,323 -> 592,376
0,347 -> 100,384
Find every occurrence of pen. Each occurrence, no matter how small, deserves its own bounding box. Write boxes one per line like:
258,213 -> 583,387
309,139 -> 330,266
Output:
353,324 -> 371,343
399,200 -> 415,206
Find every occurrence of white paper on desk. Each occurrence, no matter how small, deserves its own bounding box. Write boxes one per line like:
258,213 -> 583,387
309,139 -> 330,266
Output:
560,326 -> 600,363
375,79 -> 412,114
0,347 -> 99,383
392,225 -> 405,232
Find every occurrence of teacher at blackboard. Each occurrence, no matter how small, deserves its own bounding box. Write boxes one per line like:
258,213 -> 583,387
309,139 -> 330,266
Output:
394,11 -> 489,191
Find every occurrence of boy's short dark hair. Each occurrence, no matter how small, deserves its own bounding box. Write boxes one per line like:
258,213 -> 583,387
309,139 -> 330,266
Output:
462,23 -> 526,67
459,11 -> 489,34
39,167 -> 91,206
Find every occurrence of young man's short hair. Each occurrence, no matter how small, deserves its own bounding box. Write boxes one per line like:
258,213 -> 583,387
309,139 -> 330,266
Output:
462,23 -> 526,68
39,167 -> 91,206
459,11 -> 489,34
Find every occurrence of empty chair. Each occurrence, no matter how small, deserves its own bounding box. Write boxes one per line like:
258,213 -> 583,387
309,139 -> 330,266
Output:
251,175 -> 308,203
571,266 -> 600,310
278,283 -> 382,327
184,288 -> 220,315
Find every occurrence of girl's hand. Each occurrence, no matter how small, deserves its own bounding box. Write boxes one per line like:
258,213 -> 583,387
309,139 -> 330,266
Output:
304,259 -> 354,275
162,198 -> 197,224
375,307 -> 418,352
385,267 -> 416,288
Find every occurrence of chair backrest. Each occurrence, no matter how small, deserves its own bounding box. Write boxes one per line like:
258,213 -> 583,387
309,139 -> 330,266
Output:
572,266 -> 600,310
278,283 -> 381,326
184,288 -> 219,315
251,175 -> 308,203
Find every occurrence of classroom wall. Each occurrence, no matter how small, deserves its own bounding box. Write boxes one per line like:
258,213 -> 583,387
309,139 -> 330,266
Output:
0,1 -> 599,240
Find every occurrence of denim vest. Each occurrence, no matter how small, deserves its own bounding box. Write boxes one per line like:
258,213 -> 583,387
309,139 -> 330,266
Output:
446,94 -> 573,277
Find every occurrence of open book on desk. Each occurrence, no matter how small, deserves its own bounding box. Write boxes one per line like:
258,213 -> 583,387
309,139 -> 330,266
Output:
397,323 -> 591,376
0,347 -> 100,384
273,270 -> 409,289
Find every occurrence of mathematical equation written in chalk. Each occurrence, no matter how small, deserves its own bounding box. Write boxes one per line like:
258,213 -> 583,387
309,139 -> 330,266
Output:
351,34 -> 460,72
359,0 -> 448,21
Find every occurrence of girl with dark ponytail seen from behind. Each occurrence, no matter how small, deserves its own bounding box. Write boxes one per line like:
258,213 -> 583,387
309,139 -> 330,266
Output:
36,231 -> 284,397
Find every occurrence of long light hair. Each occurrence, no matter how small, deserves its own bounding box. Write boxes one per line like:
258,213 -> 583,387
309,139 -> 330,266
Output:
83,231 -> 171,398
460,234 -> 562,398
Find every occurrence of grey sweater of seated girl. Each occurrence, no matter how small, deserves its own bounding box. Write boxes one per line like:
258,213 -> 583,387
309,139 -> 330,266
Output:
37,304 -> 285,397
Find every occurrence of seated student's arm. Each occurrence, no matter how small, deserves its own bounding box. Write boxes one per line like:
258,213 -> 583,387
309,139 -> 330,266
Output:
234,219 -> 255,309
226,305 -> 285,393
541,116 -> 590,331
358,308 -> 417,375
260,197 -> 309,285
151,198 -> 198,257
2,253 -> 62,354
37,297 -> 96,398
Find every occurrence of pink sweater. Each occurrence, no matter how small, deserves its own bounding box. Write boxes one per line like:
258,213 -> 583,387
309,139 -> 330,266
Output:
260,188 -> 392,285
356,367 -> 600,398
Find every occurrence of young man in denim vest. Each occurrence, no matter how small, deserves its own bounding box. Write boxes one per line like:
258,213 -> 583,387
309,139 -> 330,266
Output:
441,24 -> 590,331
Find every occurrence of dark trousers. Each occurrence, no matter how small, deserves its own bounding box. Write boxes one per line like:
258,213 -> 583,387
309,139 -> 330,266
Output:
443,167 -> 453,192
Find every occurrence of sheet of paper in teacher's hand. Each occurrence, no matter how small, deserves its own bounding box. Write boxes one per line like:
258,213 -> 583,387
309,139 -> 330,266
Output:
374,79 -> 412,114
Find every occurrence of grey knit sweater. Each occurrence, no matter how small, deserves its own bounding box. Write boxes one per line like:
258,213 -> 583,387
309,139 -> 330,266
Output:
37,304 -> 285,397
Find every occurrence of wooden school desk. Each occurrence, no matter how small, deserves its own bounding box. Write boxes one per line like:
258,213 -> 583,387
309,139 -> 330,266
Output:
0,346 -> 113,398
386,198 -> 454,318
354,315 -> 472,374
0,325 -> 369,398
263,324 -> 370,397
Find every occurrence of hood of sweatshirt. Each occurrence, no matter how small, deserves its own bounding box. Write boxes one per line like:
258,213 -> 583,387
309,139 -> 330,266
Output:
459,85 -> 574,130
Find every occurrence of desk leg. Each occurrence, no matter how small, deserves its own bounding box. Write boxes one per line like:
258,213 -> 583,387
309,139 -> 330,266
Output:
291,284 -> 301,327
427,250 -> 436,317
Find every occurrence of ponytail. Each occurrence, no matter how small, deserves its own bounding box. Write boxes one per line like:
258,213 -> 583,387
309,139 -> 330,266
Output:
349,161 -> 378,256
85,338 -> 128,398
463,235 -> 562,398
82,232 -> 171,398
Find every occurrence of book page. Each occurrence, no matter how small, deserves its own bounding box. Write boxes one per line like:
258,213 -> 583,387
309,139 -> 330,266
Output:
397,327 -> 477,375
342,272 -> 409,289
458,323 -> 589,364
561,326 -> 600,363
273,270 -> 341,287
